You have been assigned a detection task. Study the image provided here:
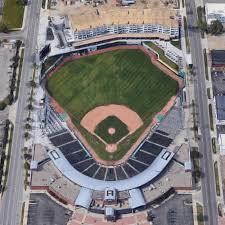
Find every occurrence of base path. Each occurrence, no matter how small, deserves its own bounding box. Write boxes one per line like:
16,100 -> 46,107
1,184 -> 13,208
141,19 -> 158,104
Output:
81,104 -> 143,134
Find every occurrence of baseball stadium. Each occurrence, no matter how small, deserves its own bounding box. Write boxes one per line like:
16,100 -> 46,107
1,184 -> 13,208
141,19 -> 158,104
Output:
30,1 -> 192,220
46,46 -> 181,163
34,39 -> 185,207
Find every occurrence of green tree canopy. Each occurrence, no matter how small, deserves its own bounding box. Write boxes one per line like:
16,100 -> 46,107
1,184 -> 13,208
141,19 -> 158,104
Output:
0,21 -> 9,33
209,20 -> 224,35
197,20 -> 208,32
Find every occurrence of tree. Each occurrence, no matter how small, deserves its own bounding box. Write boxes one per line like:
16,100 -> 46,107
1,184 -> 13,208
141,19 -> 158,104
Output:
0,21 -> 9,33
15,40 -> 22,49
24,132 -> 30,139
209,20 -> 224,35
11,55 -> 20,63
197,20 -> 207,32
0,102 -> 7,110
16,0 -> 28,5
26,117 -> 31,122
24,153 -> 32,161
147,211 -> 154,222
22,147 -> 28,152
27,104 -> 33,110
193,169 -> 202,180
25,123 -> 31,130
24,161 -> 30,170
29,80 -> 36,88
191,149 -> 202,159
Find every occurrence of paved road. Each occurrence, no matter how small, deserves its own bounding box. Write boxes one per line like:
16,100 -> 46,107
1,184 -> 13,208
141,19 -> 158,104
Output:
185,1 -> 218,225
0,0 -> 41,225
0,32 -> 25,40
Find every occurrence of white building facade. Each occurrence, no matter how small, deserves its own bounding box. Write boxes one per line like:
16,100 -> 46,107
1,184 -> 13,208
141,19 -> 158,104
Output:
205,3 -> 225,25
74,23 -> 179,41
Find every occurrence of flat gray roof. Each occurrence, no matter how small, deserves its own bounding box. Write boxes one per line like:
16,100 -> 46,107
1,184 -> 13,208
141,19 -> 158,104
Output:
128,188 -> 145,209
75,187 -> 93,209
215,95 -> 225,121
211,50 -> 225,65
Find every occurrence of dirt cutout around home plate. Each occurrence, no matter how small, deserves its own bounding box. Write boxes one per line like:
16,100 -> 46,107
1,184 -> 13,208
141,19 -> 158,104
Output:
81,104 -> 143,152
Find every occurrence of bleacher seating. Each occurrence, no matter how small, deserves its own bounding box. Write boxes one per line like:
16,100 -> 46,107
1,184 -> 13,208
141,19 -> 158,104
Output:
46,105 -> 183,181
148,133 -> 173,147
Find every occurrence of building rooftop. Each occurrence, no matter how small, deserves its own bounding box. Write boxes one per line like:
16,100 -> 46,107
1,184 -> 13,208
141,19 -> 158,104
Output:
218,133 -> 225,155
211,50 -> 225,66
205,3 -> 225,25
215,95 -> 225,121
69,7 -> 178,31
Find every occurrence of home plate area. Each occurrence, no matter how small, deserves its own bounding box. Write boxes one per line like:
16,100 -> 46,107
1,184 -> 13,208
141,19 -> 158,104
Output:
81,104 -> 143,152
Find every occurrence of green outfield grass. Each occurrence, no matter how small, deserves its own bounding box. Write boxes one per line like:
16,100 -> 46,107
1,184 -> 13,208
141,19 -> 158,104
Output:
95,116 -> 129,144
47,49 -> 178,160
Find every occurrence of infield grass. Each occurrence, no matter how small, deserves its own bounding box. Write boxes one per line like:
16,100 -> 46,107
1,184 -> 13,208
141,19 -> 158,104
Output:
47,49 -> 178,160
95,116 -> 129,144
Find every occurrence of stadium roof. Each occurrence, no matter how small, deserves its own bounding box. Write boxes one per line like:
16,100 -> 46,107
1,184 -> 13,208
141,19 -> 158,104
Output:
48,148 -> 174,191
215,95 -> 225,121
211,50 -> 225,66
69,7 -> 178,31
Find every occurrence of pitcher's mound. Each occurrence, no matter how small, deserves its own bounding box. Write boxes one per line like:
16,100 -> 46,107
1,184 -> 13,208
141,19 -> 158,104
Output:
108,127 -> 116,135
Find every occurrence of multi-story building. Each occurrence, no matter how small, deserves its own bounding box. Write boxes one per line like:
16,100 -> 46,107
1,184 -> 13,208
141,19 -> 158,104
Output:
68,8 -> 179,43
205,3 -> 225,25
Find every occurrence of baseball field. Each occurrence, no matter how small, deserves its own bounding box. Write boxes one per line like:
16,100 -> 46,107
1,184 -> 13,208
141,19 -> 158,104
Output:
46,49 -> 179,161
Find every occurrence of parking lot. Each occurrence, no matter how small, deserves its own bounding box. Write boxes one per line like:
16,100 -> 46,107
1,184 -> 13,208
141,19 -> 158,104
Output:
0,44 -> 15,102
149,194 -> 194,225
27,193 -> 72,225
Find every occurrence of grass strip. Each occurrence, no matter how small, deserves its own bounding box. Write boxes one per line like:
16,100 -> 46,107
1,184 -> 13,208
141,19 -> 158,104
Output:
214,161 -> 221,196
208,104 -> 214,131
197,6 -> 205,38
212,138 -> 217,154
183,16 -> 190,53
171,40 -> 181,50
182,0 -> 185,8
207,88 -> 211,99
20,202 -> 25,225
27,69 -> 36,122
196,203 -> 204,225
192,100 -> 198,140
203,49 -> 209,80
15,48 -> 24,101
2,123 -> 14,194
191,147 -> 201,184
